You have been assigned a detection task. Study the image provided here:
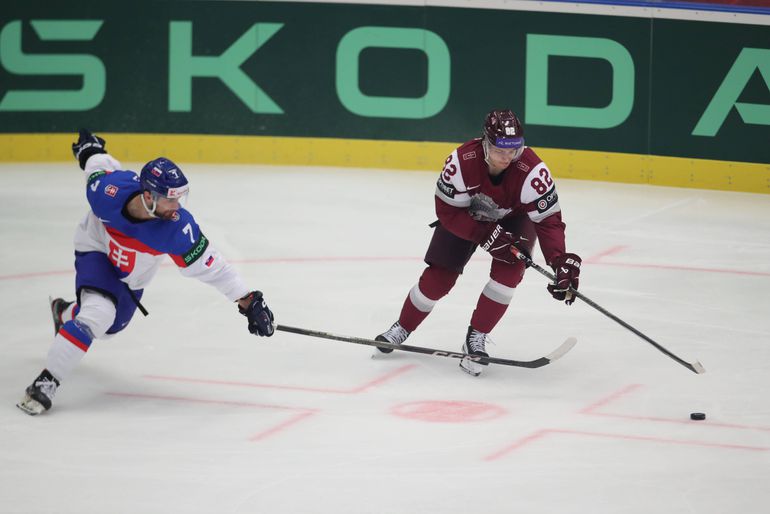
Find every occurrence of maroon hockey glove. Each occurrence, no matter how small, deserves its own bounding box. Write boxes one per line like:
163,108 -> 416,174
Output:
238,291 -> 275,337
480,224 -> 518,264
548,253 -> 582,305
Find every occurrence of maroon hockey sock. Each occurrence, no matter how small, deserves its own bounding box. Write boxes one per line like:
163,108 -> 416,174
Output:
398,266 -> 459,332
470,293 -> 509,334
398,298 -> 429,333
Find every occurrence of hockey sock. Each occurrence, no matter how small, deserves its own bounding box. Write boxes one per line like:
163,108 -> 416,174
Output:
398,266 -> 459,332
46,320 -> 93,382
470,279 -> 516,333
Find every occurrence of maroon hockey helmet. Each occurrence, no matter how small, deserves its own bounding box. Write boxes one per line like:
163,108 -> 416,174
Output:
482,109 -> 525,149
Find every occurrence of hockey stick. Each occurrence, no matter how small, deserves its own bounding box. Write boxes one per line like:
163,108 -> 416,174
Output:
275,324 -> 577,369
509,247 -> 706,374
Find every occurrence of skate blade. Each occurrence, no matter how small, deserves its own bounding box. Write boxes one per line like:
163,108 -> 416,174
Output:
459,359 -> 483,377
371,346 -> 395,359
16,395 -> 46,416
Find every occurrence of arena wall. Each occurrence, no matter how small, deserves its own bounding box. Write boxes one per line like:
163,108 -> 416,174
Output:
1,1 -> 768,192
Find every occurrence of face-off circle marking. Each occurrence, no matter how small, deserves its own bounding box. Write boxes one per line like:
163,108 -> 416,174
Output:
390,400 -> 506,423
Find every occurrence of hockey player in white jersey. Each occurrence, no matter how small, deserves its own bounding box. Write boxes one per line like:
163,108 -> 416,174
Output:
17,130 -> 275,415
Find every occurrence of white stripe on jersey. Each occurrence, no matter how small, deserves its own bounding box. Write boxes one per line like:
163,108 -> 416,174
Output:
435,149 -> 472,208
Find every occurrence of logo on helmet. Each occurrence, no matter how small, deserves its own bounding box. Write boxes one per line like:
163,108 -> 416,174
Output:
483,109 -> 526,154
140,157 -> 189,199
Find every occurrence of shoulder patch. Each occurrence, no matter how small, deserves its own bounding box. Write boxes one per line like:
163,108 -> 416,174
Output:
436,177 -> 456,198
104,184 -> 119,197
462,151 -> 476,161
535,187 -> 559,213
181,233 -> 209,266
87,170 -> 107,184
516,161 -> 530,172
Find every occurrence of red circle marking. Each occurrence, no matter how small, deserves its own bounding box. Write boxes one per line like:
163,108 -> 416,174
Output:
390,400 -> 506,423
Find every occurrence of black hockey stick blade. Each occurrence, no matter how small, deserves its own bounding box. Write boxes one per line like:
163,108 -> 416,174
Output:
275,324 -> 577,369
509,247 -> 706,374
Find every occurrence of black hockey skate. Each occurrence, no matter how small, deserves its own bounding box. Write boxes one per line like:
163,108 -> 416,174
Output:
17,369 -> 60,416
374,321 -> 410,354
49,297 -> 74,335
459,326 -> 491,377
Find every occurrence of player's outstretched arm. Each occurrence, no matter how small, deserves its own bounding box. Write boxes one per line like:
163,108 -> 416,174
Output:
71,129 -> 121,175
238,291 -> 275,337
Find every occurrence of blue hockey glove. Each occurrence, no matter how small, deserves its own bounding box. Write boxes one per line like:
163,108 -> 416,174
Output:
72,129 -> 107,170
238,291 -> 275,337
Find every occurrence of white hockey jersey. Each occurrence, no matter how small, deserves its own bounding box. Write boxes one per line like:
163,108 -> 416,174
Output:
73,154 -> 249,301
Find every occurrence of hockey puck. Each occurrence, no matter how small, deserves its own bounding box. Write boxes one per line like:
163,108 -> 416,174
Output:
690,412 -> 706,421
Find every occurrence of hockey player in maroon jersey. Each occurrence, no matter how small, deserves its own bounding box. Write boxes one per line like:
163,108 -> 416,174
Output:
374,109 -> 581,376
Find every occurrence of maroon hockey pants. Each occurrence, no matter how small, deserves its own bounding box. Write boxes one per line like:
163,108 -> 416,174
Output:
398,216 -> 536,334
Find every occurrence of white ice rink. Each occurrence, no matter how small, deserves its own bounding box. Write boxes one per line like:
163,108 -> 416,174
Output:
1,162 -> 769,514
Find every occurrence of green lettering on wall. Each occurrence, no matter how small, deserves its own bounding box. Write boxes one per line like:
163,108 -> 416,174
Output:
693,48 -> 770,137
168,21 -> 284,113
336,26 -> 450,119
526,34 -> 634,129
0,20 -> 105,111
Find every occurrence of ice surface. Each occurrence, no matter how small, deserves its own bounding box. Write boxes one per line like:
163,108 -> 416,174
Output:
1,162 -> 768,514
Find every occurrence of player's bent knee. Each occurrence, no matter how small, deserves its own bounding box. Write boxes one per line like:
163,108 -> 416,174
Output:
76,289 -> 118,339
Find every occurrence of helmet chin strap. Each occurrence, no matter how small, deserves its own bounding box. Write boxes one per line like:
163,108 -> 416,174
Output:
140,192 -> 159,219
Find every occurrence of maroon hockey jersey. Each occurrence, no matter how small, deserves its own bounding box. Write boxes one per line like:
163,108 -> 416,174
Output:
434,138 -> 567,265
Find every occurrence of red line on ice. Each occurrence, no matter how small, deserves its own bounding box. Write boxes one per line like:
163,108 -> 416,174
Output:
582,384 -> 770,432
249,411 -> 317,442
106,391 -> 314,411
579,383 -> 642,413
143,364 -> 416,394
484,428 -> 769,461
106,391 -> 318,442
3,253 -> 769,281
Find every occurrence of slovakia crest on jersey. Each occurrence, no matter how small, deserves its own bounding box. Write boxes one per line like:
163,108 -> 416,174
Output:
105,185 -> 119,197
108,240 -> 136,273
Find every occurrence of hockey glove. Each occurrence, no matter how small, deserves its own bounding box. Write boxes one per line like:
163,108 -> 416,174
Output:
238,291 -> 275,337
480,224 -> 519,264
548,253 -> 582,305
72,129 -> 107,170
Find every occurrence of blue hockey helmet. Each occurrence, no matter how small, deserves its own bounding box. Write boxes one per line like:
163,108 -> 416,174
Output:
139,157 -> 189,200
